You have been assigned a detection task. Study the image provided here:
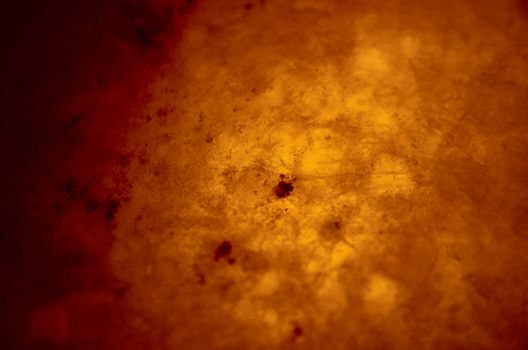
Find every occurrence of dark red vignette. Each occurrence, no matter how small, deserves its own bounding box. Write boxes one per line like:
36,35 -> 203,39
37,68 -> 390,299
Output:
1,1 -> 194,348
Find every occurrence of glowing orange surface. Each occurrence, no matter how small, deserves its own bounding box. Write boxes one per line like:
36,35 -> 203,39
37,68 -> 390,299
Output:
3,0 -> 528,349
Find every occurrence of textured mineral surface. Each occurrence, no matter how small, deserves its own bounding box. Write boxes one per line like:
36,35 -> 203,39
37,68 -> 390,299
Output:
3,0 -> 528,349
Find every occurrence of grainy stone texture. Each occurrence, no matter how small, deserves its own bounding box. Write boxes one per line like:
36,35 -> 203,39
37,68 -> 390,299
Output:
3,0 -> 528,349
110,0 -> 528,349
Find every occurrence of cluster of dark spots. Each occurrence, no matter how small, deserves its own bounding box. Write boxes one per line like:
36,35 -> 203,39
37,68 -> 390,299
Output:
105,199 -> 120,221
214,240 -> 232,261
275,181 -> 293,197
291,325 -> 303,342
116,152 -> 135,169
205,133 -> 213,143
146,115 -> 152,122
244,2 -> 253,10
118,152 -> 134,168
274,174 -> 295,198
58,178 -> 127,221
134,26 -> 154,47
58,178 -> 123,221
157,105 -> 174,125
60,178 -> 78,198
83,197 -> 121,220
157,106 -> 172,118
121,2 -> 175,49
60,178 -> 90,200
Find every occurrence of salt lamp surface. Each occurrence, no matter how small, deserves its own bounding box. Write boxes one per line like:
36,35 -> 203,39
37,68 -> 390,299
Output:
2,0 -> 528,349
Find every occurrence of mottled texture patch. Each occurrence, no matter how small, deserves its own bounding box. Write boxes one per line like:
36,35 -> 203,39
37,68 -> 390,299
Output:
4,0 -> 528,349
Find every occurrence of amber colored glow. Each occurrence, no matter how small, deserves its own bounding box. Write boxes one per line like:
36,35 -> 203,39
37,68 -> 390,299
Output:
4,0 -> 528,349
